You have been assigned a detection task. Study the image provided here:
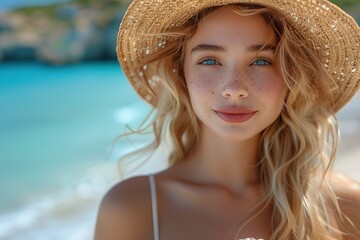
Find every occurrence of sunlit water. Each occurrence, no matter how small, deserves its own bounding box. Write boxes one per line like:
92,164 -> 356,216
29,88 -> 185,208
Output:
0,0 -> 71,11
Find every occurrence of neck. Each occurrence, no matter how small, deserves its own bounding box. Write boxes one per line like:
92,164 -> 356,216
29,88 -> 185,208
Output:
186,126 -> 262,195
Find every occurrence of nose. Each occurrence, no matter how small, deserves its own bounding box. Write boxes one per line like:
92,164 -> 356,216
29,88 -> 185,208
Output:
221,69 -> 249,100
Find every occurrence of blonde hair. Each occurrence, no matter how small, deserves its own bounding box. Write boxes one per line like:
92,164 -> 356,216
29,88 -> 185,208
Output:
119,3 -> 344,240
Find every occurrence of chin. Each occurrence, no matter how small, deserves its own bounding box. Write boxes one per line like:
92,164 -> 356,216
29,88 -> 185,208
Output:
213,128 -> 262,142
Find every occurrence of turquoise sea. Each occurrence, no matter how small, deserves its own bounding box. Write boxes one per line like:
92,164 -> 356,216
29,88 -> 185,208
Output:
0,62 -> 158,240
0,0 -> 71,11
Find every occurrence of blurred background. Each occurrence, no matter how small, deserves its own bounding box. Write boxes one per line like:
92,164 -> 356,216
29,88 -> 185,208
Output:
0,0 -> 359,239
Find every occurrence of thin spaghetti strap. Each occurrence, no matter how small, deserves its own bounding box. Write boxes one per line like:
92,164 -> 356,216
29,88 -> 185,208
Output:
149,175 -> 160,240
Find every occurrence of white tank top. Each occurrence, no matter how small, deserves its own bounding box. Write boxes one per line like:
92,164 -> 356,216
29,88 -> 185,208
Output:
149,175 -> 159,240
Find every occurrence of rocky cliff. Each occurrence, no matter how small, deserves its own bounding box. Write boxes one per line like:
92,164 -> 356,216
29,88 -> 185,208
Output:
0,0 -> 129,64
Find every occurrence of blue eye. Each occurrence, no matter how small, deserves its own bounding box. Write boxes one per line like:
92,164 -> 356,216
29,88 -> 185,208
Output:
253,59 -> 271,66
200,58 -> 218,65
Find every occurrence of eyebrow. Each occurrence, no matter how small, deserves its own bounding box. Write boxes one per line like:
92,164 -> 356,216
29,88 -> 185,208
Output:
248,44 -> 276,52
191,44 -> 225,53
191,43 -> 276,53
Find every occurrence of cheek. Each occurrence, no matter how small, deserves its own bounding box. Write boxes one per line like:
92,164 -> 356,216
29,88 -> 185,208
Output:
186,72 -> 216,96
253,75 -> 287,105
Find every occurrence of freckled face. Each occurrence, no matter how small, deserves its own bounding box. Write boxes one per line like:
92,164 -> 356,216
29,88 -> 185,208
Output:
183,6 -> 288,141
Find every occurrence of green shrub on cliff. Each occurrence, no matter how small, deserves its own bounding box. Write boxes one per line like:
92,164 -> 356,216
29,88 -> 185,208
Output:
330,0 -> 360,8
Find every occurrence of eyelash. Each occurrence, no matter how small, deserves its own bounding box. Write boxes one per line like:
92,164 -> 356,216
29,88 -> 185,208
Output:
198,58 -> 219,65
252,59 -> 272,66
198,58 -> 272,66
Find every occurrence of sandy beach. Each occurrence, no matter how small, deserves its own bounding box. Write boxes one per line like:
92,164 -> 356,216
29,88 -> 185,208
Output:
335,141 -> 360,182
334,93 -> 360,182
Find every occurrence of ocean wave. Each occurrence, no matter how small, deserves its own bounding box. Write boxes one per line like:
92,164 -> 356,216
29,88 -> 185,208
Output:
113,101 -> 151,125
0,165 -> 116,240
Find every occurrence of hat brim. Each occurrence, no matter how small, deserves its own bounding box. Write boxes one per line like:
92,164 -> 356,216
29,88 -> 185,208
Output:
117,0 -> 360,112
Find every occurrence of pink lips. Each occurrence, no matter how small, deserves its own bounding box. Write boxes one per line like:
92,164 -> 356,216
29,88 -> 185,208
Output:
214,107 -> 257,123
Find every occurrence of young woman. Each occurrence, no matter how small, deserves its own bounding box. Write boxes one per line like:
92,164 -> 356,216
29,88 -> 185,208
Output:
95,0 -> 360,239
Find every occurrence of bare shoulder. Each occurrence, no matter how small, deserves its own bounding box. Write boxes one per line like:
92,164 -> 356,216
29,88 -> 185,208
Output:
94,176 -> 153,240
328,171 -> 360,239
329,171 -> 360,202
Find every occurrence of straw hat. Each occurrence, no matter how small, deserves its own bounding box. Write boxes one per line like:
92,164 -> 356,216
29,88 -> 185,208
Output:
117,0 -> 360,112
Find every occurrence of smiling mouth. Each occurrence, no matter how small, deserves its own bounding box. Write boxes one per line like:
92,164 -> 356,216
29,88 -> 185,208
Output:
214,108 -> 257,123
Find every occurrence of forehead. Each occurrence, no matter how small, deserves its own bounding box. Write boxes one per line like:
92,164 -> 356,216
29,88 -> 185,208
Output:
188,6 -> 276,46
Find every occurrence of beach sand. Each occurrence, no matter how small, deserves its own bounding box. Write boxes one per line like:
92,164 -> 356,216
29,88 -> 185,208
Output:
335,140 -> 360,182
334,93 -> 360,182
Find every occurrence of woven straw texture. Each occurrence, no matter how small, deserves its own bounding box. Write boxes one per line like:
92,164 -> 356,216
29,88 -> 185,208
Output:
117,0 -> 360,112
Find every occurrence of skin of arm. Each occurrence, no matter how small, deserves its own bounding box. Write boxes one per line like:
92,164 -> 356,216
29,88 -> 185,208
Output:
94,176 -> 152,240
